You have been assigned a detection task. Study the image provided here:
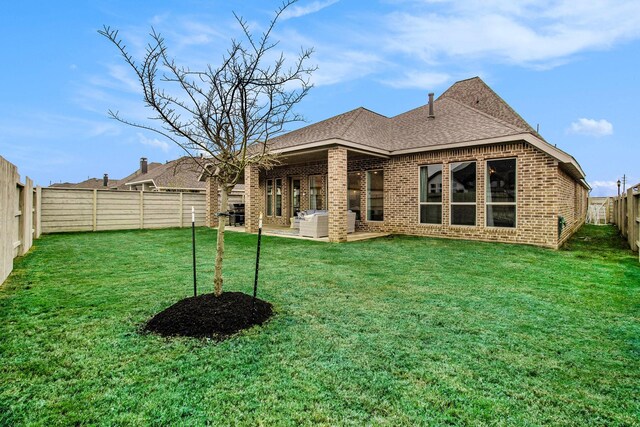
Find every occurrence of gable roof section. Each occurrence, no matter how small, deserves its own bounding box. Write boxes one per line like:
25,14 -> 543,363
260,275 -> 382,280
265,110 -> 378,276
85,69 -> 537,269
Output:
269,107 -> 390,151
438,77 -> 536,134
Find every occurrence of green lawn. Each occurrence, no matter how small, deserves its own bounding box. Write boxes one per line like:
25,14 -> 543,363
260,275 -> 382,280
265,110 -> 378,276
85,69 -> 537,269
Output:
1,225 -> 638,426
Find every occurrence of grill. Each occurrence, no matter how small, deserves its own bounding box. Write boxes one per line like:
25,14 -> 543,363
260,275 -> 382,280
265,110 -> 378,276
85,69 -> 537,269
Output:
229,203 -> 245,226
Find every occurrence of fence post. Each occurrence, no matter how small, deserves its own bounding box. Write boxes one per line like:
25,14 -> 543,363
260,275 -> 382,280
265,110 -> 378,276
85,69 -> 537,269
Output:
139,190 -> 144,229
20,178 -> 33,256
92,189 -> 98,232
629,188 -> 638,251
179,192 -> 184,228
34,186 -> 41,239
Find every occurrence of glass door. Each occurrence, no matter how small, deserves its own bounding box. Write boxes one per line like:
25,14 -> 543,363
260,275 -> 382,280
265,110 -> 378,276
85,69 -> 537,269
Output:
290,177 -> 301,216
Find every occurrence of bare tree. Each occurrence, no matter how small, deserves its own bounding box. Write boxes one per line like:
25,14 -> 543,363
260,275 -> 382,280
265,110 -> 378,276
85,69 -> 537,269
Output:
100,0 -> 315,296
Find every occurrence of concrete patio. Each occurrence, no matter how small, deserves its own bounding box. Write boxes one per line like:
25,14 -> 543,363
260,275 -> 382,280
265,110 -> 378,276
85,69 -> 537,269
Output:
224,224 -> 389,242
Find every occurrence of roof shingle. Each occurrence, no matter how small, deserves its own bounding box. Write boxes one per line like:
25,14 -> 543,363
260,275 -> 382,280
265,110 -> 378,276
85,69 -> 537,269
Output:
269,77 -> 536,153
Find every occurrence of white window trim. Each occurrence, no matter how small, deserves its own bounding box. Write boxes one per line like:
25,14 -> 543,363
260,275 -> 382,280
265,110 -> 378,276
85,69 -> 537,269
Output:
485,157 -> 517,229
449,161 -> 477,227
366,169 -> 384,222
418,164 -> 443,225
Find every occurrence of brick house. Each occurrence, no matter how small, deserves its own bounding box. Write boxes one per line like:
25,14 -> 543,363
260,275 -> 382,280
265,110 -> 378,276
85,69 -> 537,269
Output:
232,77 -> 589,248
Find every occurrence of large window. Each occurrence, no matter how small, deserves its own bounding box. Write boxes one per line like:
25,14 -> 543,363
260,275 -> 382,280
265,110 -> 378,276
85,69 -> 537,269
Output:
275,178 -> 282,217
419,164 -> 442,224
309,175 -> 324,210
266,179 -> 273,217
348,172 -> 362,220
450,161 -> 476,226
486,158 -> 516,228
367,170 -> 384,221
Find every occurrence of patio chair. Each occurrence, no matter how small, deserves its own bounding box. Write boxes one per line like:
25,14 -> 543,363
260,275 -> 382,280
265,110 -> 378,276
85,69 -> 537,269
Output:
299,212 -> 329,238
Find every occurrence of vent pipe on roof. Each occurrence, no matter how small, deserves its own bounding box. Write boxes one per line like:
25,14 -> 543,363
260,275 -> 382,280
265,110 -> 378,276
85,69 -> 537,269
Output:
103,173 -> 108,187
140,157 -> 148,174
428,93 -> 435,119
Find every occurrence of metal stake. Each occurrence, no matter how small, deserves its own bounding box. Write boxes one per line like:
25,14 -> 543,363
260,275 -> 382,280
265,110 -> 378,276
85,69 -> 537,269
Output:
192,206 -> 197,297
253,213 -> 263,311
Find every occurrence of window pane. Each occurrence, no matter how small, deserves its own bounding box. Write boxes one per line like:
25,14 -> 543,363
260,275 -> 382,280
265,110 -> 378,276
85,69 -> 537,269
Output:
420,165 -> 442,203
275,179 -> 282,216
309,176 -> 323,210
420,204 -> 442,224
266,180 -> 273,216
487,159 -> 516,203
367,170 -> 384,221
451,162 -> 476,203
348,172 -> 361,220
486,205 -> 516,228
451,205 -> 475,226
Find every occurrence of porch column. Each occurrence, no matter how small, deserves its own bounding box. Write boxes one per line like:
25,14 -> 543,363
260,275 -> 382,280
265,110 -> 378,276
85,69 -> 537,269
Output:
328,147 -> 348,242
205,177 -> 219,228
245,164 -> 260,233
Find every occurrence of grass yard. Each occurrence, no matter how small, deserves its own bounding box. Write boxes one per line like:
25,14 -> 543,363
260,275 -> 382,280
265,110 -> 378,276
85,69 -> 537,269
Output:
1,225 -> 638,426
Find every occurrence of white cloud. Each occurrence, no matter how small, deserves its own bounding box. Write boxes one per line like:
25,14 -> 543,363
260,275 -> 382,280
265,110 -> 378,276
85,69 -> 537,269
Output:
382,71 -> 450,89
382,0 -> 640,67
589,180 -> 620,196
312,50 -> 383,86
567,118 -> 613,137
281,0 -> 339,20
136,133 -> 170,152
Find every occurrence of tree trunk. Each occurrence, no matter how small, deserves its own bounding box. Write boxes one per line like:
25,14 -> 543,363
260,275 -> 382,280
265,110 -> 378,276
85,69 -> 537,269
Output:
213,188 -> 228,297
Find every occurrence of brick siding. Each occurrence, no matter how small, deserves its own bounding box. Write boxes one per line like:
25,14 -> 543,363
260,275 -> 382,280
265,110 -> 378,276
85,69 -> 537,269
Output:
247,141 -> 587,248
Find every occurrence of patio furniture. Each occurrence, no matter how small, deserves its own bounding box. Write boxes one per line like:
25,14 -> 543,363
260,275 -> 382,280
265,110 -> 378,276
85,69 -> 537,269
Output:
299,211 -> 328,238
347,210 -> 356,233
298,210 -> 357,238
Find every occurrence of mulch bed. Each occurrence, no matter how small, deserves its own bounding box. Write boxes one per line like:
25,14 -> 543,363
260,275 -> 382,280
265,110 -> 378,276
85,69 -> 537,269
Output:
144,292 -> 273,340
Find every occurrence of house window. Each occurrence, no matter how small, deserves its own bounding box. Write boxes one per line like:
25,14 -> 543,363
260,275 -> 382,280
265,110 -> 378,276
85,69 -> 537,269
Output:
486,158 -> 516,228
348,172 -> 362,220
266,179 -> 273,217
419,164 -> 442,224
367,170 -> 384,221
275,178 -> 282,217
450,161 -> 476,226
309,175 -> 323,210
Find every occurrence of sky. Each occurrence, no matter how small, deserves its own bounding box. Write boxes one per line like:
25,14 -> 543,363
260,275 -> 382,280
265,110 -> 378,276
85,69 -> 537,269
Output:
1,0 -> 638,196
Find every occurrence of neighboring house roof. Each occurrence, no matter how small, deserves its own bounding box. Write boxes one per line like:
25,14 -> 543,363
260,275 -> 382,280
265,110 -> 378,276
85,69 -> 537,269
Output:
268,77 -> 586,185
113,162 -> 162,190
124,157 -> 206,191
50,177 -> 121,189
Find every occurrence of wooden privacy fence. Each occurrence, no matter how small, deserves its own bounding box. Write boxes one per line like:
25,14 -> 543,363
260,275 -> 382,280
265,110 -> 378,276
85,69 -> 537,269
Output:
611,183 -> 640,261
1,156 -> 40,284
41,188 -> 206,233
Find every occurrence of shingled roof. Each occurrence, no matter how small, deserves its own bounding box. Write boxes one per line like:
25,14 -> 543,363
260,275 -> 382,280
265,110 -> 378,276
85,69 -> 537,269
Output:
268,76 -> 585,181
50,177 -> 121,189
270,77 -> 533,153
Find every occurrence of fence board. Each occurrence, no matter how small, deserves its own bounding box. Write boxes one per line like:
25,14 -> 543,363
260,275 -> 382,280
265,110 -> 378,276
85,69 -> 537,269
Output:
41,188 -> 207,233
611,184 -> 640,261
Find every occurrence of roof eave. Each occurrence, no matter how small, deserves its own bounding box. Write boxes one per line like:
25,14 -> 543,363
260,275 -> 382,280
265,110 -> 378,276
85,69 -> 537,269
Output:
271,138 -> 391,158
392,132 -> 586,181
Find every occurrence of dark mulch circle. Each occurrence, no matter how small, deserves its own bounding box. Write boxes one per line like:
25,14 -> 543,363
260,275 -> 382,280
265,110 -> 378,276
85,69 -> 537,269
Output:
144,292 -> 273,340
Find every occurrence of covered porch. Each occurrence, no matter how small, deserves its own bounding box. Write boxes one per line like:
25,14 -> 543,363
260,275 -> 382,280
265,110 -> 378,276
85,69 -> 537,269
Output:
243,145 -> 389,242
